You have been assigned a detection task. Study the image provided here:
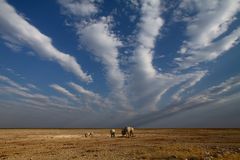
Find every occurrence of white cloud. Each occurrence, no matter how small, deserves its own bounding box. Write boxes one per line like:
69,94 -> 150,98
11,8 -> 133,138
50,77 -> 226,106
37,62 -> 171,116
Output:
78,19 -> 123,89
0,76 -> 84,109
0,0 -> 91,82
0,84 -> 80,111
131,0 -> 163,79
68,82 -> 110,109
68,82 -> 96,98
0,76 -> 53,109
58,0 -> 131,110
207,75 -> 240,96
78,18 -> 130,110
126,0 -> 207,112
26,83 -> 39,90
4,41 -> 22,52
128,0 -> 169,111
176,27 -> 240,69
183,0 -> 240,49
50,84 -> 78,101
0,75 -> 102,126
58,0 -> 99,17
175,0 -> 240,69
184,75 -> 240,106
1,0 -> 240,127
0,75 -> 46,100
172,71 -> 207,101
137,0 -> 164,49
0,75 -> 28,91
128,75 -> 240,127
128,0 -> 140,9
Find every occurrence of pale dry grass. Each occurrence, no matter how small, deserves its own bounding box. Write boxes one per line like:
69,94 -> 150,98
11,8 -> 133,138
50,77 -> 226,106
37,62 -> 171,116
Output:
0,129 -> 239,160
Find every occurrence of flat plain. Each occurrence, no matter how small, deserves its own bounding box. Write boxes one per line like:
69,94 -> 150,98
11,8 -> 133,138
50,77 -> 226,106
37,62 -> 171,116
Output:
0,129 -> 239,160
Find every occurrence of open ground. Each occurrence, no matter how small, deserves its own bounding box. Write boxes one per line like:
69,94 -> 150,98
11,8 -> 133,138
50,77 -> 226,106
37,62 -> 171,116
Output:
0,129 -> 240,160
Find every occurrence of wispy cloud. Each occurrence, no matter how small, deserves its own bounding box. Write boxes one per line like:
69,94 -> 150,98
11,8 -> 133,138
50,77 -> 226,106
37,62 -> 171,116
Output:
0,76 -> 49,106
0,75 -> 118,128
179,0 -> 239,48
1,1 -> 240,127
68,82 -> 110,109
78,18 -> 124,91
0,0 -> 92,82
78,17 -> 130,109
0,75 -> 77,110
58,0 -> 130,110
126,0 -> 195,112
4,41 -> 22,52
194,75 -> 240,102
133,0 -> 164,78
58,0 -> 100,17
172,71 -> 207,102
176,27 -> 240,69
171,75 -> 240,113
125,75 -> 240,127
175,0 -> 240,69
69,82 -> 98,98
26,83 -> 39,90
50,84 -> 78,101
0,75 -> 28,91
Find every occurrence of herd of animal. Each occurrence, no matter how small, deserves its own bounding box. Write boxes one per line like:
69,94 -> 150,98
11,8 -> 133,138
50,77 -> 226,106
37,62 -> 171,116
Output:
84,126 -> 134,138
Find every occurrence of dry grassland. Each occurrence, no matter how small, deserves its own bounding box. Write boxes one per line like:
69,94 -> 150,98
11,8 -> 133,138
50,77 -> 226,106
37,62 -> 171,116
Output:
0,129 -> 240,160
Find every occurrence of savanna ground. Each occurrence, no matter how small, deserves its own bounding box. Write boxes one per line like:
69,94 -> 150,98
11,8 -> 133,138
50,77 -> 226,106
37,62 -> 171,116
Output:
0,129 -> 239,160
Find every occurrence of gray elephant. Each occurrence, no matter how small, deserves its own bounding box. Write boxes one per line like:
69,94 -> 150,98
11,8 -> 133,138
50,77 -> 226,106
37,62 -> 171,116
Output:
110,129 -> 116,138
122,126 -> 134,137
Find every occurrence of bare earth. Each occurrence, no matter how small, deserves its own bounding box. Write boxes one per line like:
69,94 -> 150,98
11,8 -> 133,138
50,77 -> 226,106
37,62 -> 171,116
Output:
0,129 -> 240,160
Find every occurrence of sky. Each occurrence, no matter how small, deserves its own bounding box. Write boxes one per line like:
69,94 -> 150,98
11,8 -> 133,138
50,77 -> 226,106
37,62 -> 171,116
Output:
0,0 -> 240,128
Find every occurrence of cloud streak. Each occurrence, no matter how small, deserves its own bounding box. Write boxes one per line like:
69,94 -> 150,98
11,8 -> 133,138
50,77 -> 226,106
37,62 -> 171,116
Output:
0,75 -> 79,111
172,71 -> 207,102
68,82 -> 110,109
78,18 -> 124,92
0,0 -> 91,82
50,84 -> 77,101
78,18 -> 130,109
69,82 -> 98,98
124,75 -> 240,127
1,1 -> 240,127
127,0 -> 191,112
133,0 -> 164,78
0,75 -> 28,91
58,0 -> 100,17
175,0 -> 240,69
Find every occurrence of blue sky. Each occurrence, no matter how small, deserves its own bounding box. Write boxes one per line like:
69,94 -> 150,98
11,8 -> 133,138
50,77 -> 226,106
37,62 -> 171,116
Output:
0,0 -> 240,128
